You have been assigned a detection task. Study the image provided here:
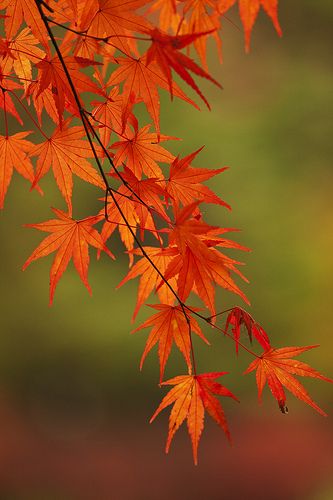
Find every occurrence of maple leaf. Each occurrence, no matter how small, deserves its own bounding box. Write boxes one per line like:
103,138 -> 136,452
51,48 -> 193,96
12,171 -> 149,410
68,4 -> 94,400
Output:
149,0 -> 182,34
122,167 -> 168,215
23,208 -> 114,304
0,131 -> 42,209
146,28 -> 222,109
117,246 -> 178,320
166,147 -> 230,209
36,54 -> 103,122
150,372 -> 238,464
2,0 -> 49,49
3,28 -> 45,91
218,0 -> 282,51
30,121 -> 105,213
100,184 -> 140,264
111,121 -> 176,179
132,304 -> 209,381
245,345 -> 333,415
162,204 -> 249,314
99,171 -> 167,266
182,0 -> 223,69
107,54 -> 199,136
79,0 -> 152,55
28,80 -> 59,125
0,74 -> 23,124
225,306 -> 271,353
91,86 -> 124,149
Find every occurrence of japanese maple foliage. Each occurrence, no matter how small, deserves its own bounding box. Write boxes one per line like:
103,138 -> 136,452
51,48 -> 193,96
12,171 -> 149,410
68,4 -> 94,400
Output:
0,0 -> 331,464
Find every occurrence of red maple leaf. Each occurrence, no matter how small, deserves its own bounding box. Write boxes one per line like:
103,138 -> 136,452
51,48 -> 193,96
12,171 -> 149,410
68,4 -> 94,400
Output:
145,28 -> 222,109
245,345 -> 333,415
225,306 -> 271,353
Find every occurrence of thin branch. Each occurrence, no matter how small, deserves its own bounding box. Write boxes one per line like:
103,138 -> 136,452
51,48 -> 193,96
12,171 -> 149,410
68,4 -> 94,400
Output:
33,0 -> 258,369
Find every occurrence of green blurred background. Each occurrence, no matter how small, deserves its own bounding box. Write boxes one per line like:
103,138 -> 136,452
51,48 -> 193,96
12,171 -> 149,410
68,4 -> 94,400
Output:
0,1 -> 332,498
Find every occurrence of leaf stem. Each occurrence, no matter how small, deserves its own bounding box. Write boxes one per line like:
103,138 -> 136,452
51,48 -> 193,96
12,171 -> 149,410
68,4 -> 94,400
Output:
8,90 -> 49,140
2,89 -> 9,138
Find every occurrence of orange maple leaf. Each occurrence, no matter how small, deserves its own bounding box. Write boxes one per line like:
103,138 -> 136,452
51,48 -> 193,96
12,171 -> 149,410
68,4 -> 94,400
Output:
111,121 -> 177,179
218,0 -> 282,51
2,0 -> 49,49
166,147 -> 230,209
245,345 -> 333,415
3,28 -> 45,91
182,0 -> 223,68
91,86 -> 123,149
132,304 -> 209,381
150,372 -> 238,464
107,55 -> 198,135
117,246 -> 178,320
0,71 -> 24,124
149,0 -> 181,34
80,0 -> 152,55
99,172 -> 166,266
30,121 -> 105,214
36,54 -> 103,122
163,204 -> 249,314
0,131 -> 42,209
23,208 -> 114,304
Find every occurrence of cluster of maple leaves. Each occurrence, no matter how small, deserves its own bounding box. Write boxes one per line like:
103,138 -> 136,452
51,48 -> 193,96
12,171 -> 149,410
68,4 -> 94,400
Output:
0,0 -> 331,463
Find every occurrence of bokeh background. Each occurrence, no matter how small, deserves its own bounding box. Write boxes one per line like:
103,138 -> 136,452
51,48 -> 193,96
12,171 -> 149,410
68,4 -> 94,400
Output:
0,1 -> 332,498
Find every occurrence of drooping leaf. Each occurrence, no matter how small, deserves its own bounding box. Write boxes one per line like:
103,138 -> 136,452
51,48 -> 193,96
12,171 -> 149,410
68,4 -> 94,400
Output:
145,28 -> 222,109
225,306 -> 271,353
0,75 -> 23,124
150,372 -> 238,464
91,86 -> 124,149
99,175 -> 166,266
245,345 -> 333,415
182,0 -> 223,68
132,304 -> 209,381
